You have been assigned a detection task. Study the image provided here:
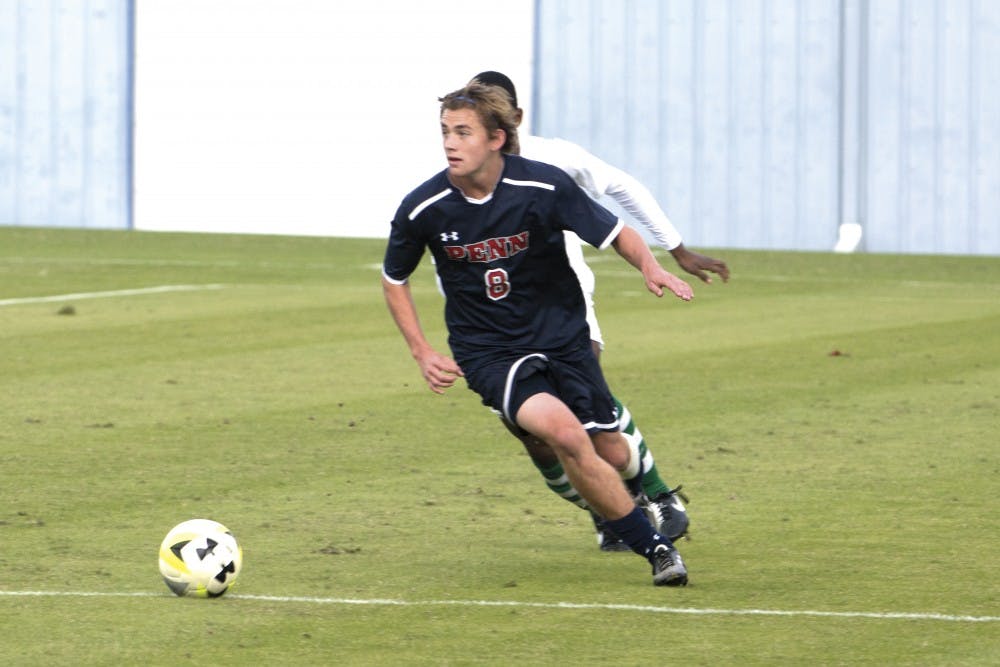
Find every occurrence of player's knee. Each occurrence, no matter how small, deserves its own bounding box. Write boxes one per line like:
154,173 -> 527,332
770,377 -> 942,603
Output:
592,431 -> 630,471
544,424 -> 592,462
520,434 -> 560,467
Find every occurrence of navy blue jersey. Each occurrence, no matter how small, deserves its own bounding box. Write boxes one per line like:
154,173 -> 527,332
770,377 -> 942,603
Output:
383,154 -> 624,371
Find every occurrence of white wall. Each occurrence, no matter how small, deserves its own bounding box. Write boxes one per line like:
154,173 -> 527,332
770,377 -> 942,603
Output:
534,0 -> 1000,255
0,0 -> 132,230
134,0 -> 534,238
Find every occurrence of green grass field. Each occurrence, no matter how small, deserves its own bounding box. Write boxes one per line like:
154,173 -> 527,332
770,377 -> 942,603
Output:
1,226 -> 998,665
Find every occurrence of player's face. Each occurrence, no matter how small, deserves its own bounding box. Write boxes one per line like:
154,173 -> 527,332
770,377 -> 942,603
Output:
441,108 -> 504,181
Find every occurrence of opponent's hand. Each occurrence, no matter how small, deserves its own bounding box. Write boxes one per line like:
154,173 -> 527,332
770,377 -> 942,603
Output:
415,349 -> 464,394
670,244 -> 730,284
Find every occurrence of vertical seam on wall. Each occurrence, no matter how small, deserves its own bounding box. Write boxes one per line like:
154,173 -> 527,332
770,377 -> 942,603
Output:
126,0 -> 136,230
692,0 -> 703,244
14,1 -> 24,224
932,0 -> 942,251
837,0 -> 846,236
726,2 -> 736,246
760,0 -> 770,246
967,0 -> 979,252
795,1 -> 805,248
82,0 -> 92,227
49,5 -> 57,227
897,3 -> 908,252
858,0 -> 869,248
657,0 -> 667,229
624,0 -> 633,171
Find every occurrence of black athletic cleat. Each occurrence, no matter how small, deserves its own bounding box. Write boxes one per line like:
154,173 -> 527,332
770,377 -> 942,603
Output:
590,511 -> 631,552
650,543 -> 688,586
644,486 -> 690,541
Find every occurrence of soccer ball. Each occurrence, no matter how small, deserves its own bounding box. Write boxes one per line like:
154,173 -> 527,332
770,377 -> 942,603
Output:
158,519 -> 243,598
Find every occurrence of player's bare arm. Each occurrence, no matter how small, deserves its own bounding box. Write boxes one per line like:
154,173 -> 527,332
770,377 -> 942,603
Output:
382,277 -> 463,393
669,243 -> 730,284
611,226 -> 693,301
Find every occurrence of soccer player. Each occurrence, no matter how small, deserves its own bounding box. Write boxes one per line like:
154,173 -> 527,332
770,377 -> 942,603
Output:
471,71 -> 730,549
382,82 -> 692,586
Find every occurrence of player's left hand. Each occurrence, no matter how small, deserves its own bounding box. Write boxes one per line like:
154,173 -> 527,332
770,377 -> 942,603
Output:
645,267 -> 693,301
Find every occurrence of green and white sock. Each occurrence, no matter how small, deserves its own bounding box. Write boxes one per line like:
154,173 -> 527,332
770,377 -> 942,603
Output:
534,461 -> 589,509
530,397 -> 672,509
613,396 -> 671,499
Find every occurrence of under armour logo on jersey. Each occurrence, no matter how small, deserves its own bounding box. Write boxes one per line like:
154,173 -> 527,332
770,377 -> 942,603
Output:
440,231 -> 459,242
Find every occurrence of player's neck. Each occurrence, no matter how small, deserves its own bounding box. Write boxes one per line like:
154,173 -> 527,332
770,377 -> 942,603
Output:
449,155 -> 504,200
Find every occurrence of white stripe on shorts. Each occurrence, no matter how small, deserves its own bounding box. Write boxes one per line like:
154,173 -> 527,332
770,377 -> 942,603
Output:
501,353 -> 549,423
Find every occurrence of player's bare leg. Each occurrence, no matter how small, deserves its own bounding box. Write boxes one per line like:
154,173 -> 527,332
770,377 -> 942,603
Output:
512,382 -> 690,545
515,392 -> 633,519
515,392 -> 688,586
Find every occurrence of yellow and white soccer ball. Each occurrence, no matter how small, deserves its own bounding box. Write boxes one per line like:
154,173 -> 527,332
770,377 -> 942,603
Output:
158,519 -> 243,598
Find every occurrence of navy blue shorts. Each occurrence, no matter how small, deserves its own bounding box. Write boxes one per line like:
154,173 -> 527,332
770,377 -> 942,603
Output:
464,345 -> 619,435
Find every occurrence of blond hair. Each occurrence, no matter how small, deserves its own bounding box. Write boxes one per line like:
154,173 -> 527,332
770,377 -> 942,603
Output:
439,82 -> 520,155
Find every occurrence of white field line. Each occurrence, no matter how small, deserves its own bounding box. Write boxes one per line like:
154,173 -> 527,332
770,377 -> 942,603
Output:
3,256 -> 346,271
0,284 -> 225,307
2,256 -> 241,268
1,590 -> 996,623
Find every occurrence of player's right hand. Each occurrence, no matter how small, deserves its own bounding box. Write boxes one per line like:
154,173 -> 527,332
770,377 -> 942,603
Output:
416,350 -> 464,394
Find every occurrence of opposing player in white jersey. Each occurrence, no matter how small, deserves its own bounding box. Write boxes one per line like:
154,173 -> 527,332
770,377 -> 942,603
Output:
472,71 -> 730,550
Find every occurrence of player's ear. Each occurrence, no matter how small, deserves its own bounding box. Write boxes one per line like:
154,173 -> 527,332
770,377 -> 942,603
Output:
489,128 -> 507,152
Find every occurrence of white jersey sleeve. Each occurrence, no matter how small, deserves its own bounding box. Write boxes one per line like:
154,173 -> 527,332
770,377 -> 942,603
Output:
520,135 -> 684,251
